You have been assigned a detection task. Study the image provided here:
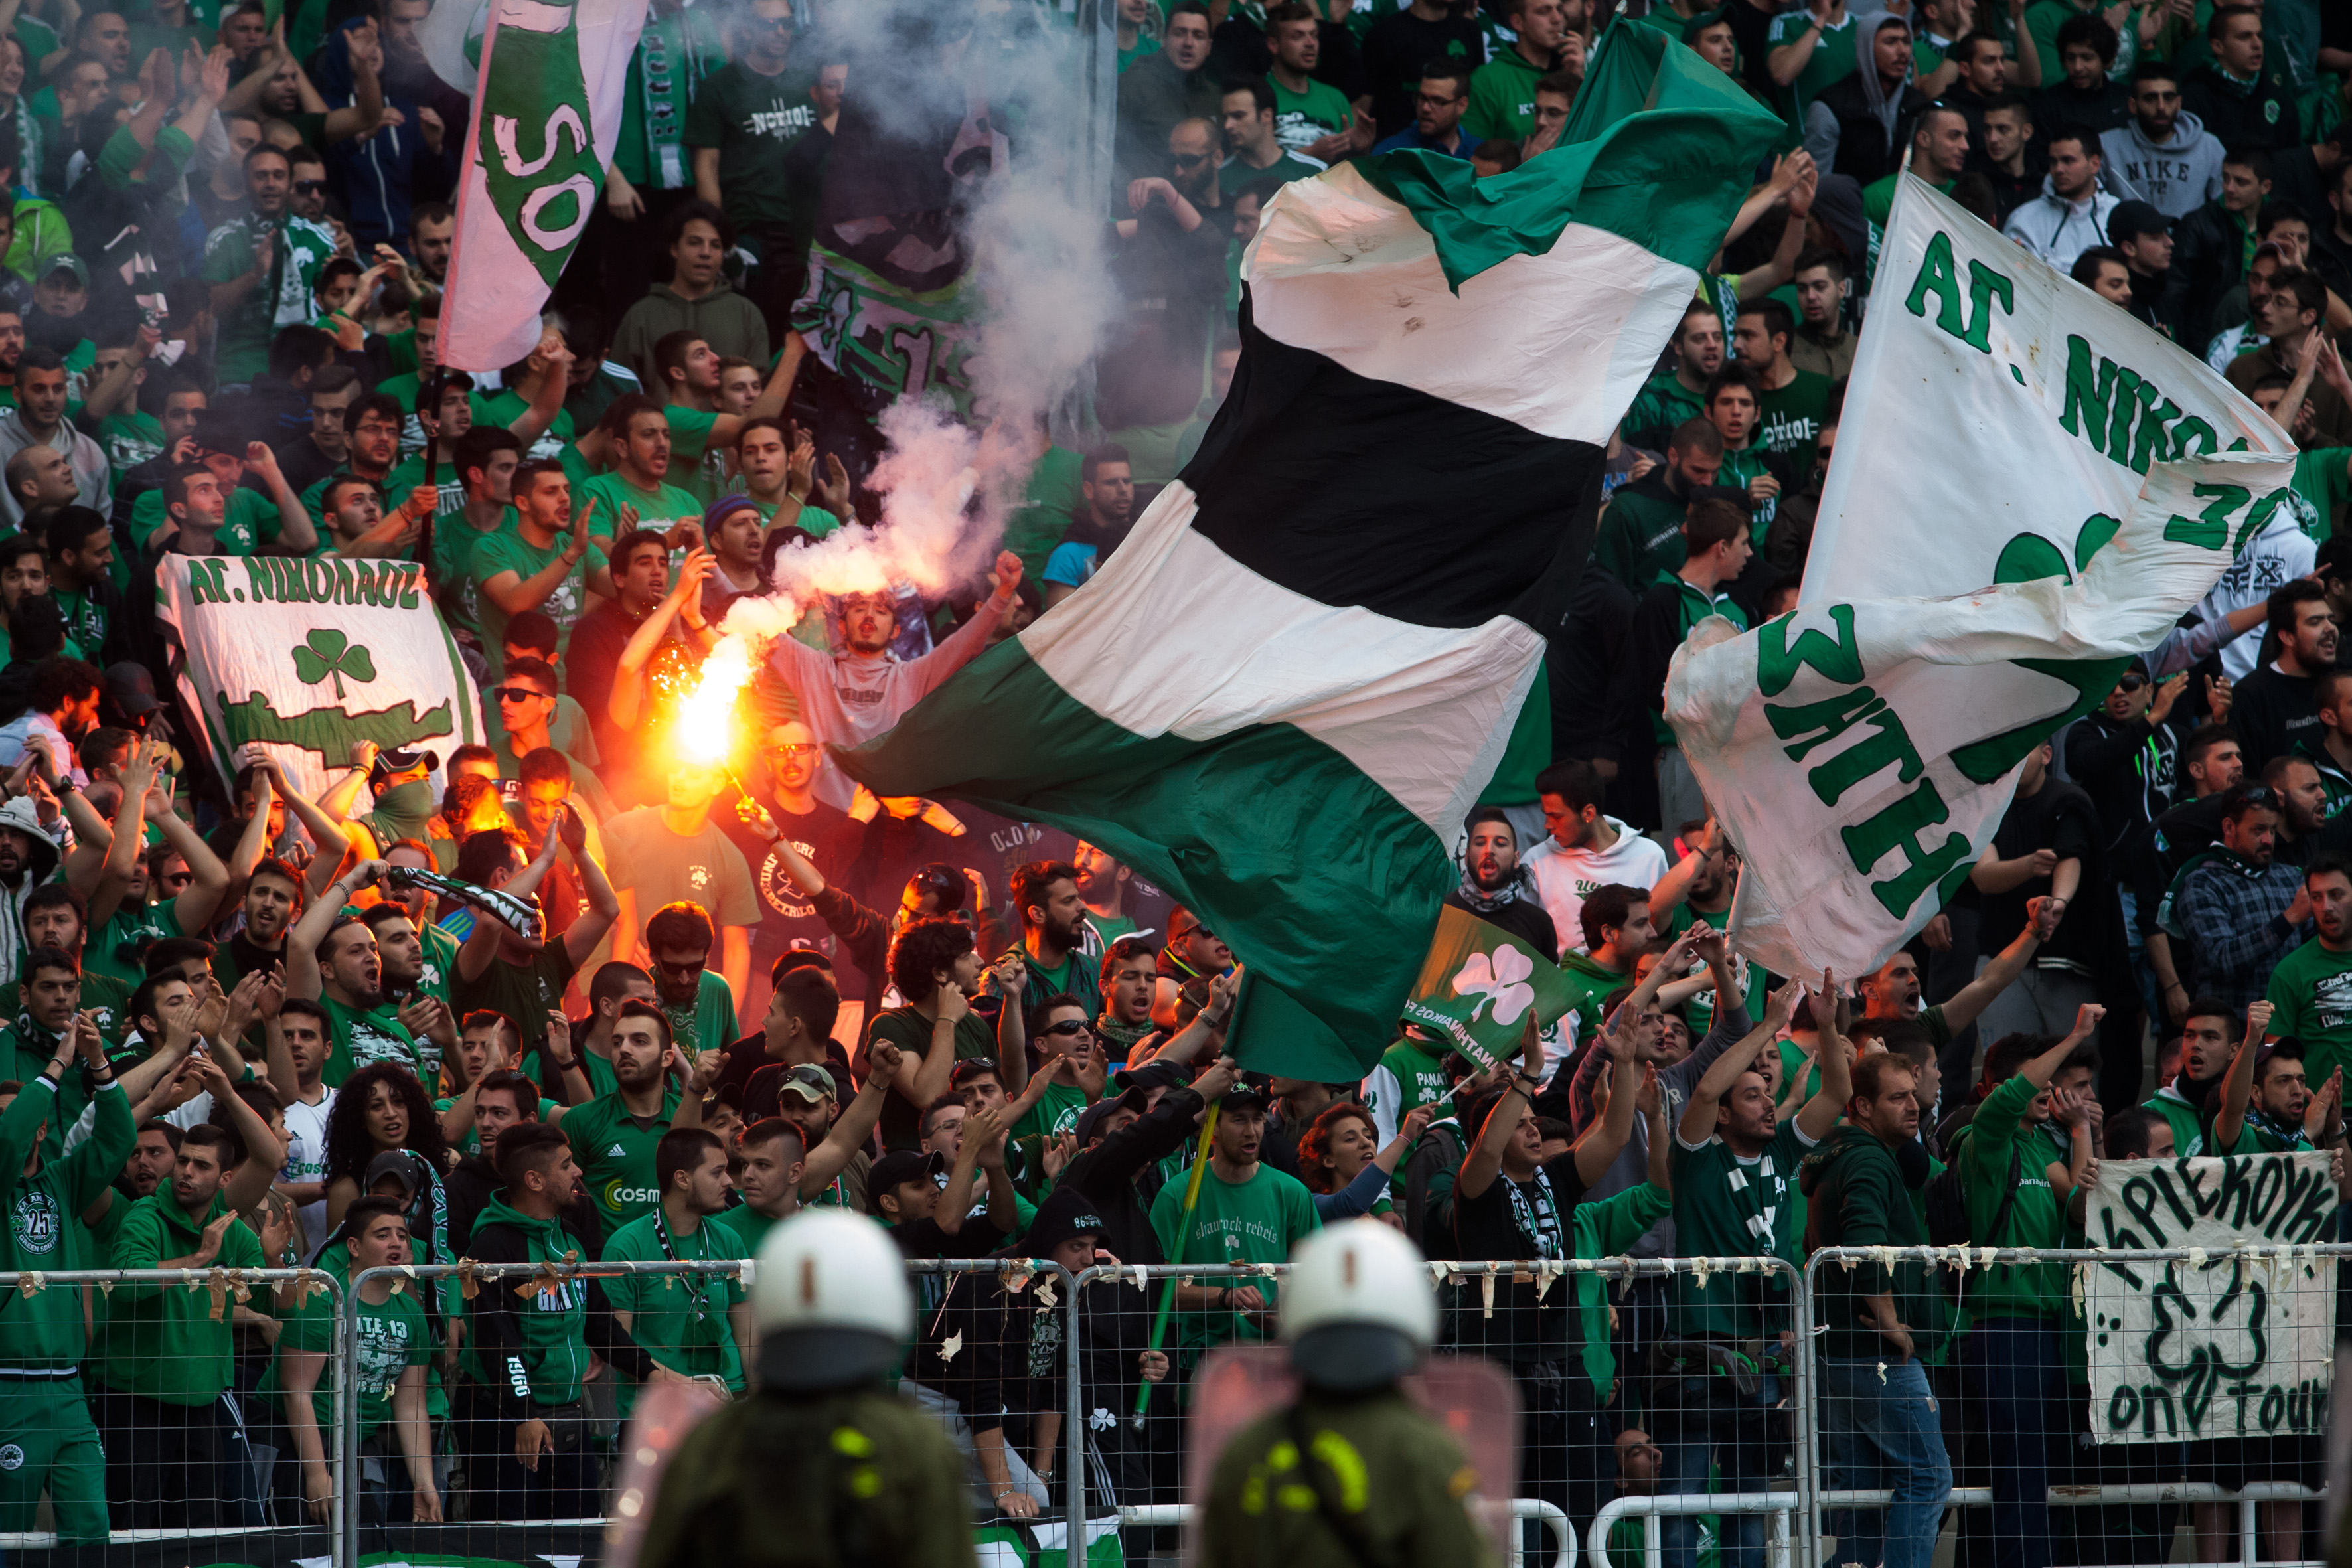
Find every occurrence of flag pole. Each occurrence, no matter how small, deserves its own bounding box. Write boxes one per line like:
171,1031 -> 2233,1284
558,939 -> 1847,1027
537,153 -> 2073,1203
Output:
1129,966 -> 1250,1430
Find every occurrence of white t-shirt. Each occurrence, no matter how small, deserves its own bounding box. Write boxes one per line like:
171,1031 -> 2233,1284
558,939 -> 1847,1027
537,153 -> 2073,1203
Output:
281,1089 -> 335,1255
2187,512 -> 2315,681
1524,817 -> 1670,954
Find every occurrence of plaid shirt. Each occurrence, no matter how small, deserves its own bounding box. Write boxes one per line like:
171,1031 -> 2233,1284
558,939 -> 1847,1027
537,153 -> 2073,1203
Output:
2177,854 -> 2311,1012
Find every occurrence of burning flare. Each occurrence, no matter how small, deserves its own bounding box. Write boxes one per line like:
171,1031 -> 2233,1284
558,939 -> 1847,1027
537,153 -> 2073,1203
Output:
676,633 -> 759,765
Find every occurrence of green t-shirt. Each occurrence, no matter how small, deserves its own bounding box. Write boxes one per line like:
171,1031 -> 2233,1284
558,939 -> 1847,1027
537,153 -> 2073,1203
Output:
580,467 -> 703,540
611,6 -> 728,190
90,899 -> 187,992
199,212 -> 339,383
1270,75 -> 1353,153
562,1089 -> 680,1234
1364,1036 -> 1451,1140
1667,1121 -> 1812,1338
1755,368 -> 1834,462
260,1270 -> 428,1438
530,1041 -> 620,1102
1762,8 -> 1858,133
709,1201 -> 776,1257
378,373 -> 495,457
599,1206 -> 747,1412
680,59 -> 821,230
382,453 -> 471,525
1148,1161 -> 1321,1346
319,993 -> 428,1087
448,943 -> 579,1062
2264,936 -> 2352,1094
480,388 -> 578,469
1010,1077 -> 1093,1143
428,506 -> 519,633
657,404 -> 732,505
133,484 -> 291,556
659,969 -> 740,1056
1621,372 -> 1705,451
866,1005 -> 996,1150
95,408 -> 164,475
1219,151 -> 1324,195
49,582 -> 111,657
469,526 -> 610,659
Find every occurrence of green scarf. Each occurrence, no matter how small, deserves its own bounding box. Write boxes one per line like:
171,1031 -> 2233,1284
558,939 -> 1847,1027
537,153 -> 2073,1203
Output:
1097,1013 -> 1155,1063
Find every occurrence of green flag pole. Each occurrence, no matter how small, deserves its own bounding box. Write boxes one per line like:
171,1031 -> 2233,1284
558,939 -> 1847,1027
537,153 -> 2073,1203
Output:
1130,968 -> 1251,1429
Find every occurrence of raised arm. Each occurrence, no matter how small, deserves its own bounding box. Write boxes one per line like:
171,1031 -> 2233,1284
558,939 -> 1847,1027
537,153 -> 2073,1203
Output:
1679,980 -> 1800,1146
1573,1003 -> 1646,1186
1794,973 -> 1852,1142
2211,999 -> 2273,1155
801,1040 -> 902,1198
607,550 -> 712,733
1937,895 -> 2052,1034
554,806 -> 617,970
1456,1016 -> 1544,1204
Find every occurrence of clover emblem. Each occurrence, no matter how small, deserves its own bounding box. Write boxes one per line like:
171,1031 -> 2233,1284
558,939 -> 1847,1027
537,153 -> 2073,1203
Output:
291,629 -> 376,700
1453,944 -> 1537,1026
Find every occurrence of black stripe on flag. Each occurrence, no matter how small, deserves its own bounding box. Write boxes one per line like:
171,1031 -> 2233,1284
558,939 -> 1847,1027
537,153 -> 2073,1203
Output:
1178,309 -> 1606,631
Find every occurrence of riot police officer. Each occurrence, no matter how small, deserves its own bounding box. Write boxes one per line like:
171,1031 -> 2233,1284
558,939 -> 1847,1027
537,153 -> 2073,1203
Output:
1199,1219 -> 1493,1568
635,1208 -> 978,1568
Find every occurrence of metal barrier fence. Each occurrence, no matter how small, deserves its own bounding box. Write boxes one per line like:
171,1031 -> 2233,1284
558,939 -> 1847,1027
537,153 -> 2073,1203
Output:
0,1244 -> 2334,1566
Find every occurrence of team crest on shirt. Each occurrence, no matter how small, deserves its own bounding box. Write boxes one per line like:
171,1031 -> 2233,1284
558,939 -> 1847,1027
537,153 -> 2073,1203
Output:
10,1192 -> 57,1255
690,865 -> 712,892
0,1444 -> 22,1470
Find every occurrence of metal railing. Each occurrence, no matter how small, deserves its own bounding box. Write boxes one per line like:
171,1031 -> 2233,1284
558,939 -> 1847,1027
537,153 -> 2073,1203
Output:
0,1241 -> 2333,1565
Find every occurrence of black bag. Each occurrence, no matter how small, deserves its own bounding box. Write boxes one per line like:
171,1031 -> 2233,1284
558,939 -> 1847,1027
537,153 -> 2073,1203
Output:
1922,1142 -> 2021,1296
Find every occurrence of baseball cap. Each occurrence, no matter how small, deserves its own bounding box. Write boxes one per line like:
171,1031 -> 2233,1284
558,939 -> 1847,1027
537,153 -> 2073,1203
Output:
364,1150 -> 429,1202
1114,1059 -> 1190,1095
777,1063 -> 837,1104
1074,1091 -> 1146,1148
2106,200 -> 2172,244
1219,1081 -> 1270,1113
369,747 -> 439,783
104,661 -> 163,718
39,252 -> 88,288
866,1148 -> 947,1215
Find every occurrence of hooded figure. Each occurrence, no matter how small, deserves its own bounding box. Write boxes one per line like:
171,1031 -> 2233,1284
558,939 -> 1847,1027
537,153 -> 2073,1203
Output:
1806,10 -> 1930,188
313,16 -> 461,248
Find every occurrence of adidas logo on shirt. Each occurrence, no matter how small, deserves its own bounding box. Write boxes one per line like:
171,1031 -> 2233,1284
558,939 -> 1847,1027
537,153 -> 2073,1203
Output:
607,1144 -> 627,1157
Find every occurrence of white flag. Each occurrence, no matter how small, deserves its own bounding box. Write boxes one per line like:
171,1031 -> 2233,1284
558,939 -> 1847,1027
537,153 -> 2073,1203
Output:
155,556 -> 487,800
1665,173 -> 2296,980
440,0 -> 651,371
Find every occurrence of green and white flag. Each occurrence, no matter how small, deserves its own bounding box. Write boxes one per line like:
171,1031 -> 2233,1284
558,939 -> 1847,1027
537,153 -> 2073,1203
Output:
1403,906 -> 1575,1071
439,0 -> 651,371
154,557 -> 487,799
840,26 -> 1781,1081
1666,174 -> 2296,982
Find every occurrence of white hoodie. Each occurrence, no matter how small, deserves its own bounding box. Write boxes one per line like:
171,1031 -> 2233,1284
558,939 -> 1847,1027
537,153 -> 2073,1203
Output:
1524,817 -> 1668,954
2001,178 -> 2123,273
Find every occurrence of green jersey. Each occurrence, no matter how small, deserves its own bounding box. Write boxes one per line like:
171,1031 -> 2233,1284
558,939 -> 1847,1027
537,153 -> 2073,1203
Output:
1950,1071 -> 2070,1319
709,1202 -> 778,1257
681,60 -> 823,230
562,1089 -> 680,1233
1755,368 -> 1834,463
658,969 -> 740,1057
319,993 -> 428,1086
1668,1121 -> 1814,1338
0,1075 -> 132,1368
599,1206 -> 747,1412
1149,1161 -> 1320,1347
2266,935 -> 2352,1092
93,408 -> 163,477
200,211 -> 339,382
2285,449 -> 2352,540
579,468 -> 703,540
1010,1078 -> 1092,1143
1363,1035 -> 1450,1144
1761,8 -> 1857,132
260,1262 -> 429,1439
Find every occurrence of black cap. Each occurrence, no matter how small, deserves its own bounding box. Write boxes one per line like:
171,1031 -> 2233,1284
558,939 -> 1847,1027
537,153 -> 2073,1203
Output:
1219,1081 -> 1270,1112
866,1148 -> 946,1215
1019,1185 -> 1108,1257
2106,200 -> 2172,243
370,747 -> 439,783
364,1149 -> 429,1202
104,661 -> 163,717
1114,1059 -> 1190,1094
1074,1091 -> 1146,1148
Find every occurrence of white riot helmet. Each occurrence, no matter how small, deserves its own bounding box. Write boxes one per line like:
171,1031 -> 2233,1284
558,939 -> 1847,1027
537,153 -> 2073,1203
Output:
1280,1219 -> 1438,1391
753,1210 -> 915,1392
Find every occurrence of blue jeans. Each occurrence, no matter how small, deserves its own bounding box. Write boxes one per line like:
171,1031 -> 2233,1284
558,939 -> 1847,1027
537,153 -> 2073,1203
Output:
1656,1372 -> 1780,1568
1963,1317 -> 2065,1568
1822,1356 -> 1952,1568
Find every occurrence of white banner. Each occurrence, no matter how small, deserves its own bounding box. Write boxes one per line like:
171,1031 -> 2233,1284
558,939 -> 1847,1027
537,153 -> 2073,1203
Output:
154,557 -> 487,799
2084,1152 -> 2338,1444
440,0 -> 651,371
1664,173 -> 2296,980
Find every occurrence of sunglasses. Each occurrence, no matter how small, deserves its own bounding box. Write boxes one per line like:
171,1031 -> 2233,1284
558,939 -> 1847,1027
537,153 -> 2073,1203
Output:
2116,672 -> 2148,693
653,953 -> 708,975
765,743 -> 819,758
292,179 -> 326,195
1171,151 -> 1212,168
1043,1019 -> 1095,1038
491,686 -> 550,703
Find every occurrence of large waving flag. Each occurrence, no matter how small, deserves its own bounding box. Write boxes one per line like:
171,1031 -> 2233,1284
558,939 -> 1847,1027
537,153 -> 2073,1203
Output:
842,27 -> 1781,1079
439,0 -> 652,370
1666,175 -> 2296,980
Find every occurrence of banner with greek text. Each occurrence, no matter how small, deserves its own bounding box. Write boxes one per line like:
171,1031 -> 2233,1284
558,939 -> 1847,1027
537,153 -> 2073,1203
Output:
1664,173 -> 2298,980
154,556 -> 486,799
439,0 -> 651,370
2084,1152 -> 2338,1444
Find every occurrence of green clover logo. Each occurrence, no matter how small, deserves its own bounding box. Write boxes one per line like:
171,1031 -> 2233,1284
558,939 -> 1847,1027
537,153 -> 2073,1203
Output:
291,629 -> 376,700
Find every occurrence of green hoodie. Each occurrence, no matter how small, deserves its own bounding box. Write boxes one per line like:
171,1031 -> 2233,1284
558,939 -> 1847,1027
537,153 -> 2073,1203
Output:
1946,1073 -> 2069,1320
1799,1123 -> 1951,1361
467,1193 -> 601,1409
1560,950 -> 1631,1052
98,1183 -> 266,1403
0,1013 -> 83,1162
0,1073 -> 131,1368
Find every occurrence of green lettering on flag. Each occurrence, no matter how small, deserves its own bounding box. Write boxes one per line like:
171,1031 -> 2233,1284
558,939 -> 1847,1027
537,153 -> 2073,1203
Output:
1401,905 -> 1573,1070
1756,604 -> 1862,696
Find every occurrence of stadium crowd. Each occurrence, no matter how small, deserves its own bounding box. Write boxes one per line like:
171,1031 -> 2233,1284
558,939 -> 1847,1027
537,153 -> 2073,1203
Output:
0,0 -> 2333,1558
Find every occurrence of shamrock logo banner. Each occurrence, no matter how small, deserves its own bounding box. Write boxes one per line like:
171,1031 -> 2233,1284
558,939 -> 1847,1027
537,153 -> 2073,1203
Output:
154,556 -> 487,799
1403,905 -> 1573,1070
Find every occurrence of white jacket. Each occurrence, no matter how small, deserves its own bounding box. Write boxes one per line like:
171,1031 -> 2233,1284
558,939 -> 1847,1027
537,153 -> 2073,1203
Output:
2000,180 -> 2124,274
